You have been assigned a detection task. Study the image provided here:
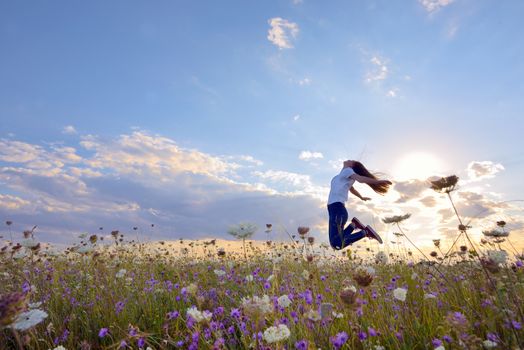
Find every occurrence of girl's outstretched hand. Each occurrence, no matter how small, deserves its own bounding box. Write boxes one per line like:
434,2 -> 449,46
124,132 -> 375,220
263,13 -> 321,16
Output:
361,197 -> 371,201
380,180 -> 392,185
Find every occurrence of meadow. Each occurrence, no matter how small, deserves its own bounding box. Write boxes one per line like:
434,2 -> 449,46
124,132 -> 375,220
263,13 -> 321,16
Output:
1,176 -> 523,350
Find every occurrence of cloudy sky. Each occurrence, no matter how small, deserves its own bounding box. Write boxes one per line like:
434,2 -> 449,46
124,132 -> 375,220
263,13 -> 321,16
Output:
1,0 -> 523,249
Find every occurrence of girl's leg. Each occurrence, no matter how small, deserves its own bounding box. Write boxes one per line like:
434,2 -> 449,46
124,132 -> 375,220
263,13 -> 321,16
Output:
340,224 -> 366,248
328,203 -> 366,250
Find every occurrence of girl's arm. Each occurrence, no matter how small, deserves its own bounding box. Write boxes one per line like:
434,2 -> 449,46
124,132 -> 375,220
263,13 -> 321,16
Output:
350,186 -> 370,201
350,174 -> 392,186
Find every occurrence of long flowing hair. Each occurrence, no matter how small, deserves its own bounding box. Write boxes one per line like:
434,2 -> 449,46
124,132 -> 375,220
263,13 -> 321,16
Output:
352,161 -> 390,195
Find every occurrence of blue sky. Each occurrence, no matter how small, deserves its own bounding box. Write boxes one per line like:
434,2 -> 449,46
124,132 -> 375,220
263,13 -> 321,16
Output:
1,0 -> 523,249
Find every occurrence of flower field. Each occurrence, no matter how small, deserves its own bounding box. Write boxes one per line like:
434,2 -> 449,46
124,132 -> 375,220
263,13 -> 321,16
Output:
1,231 -> 524,350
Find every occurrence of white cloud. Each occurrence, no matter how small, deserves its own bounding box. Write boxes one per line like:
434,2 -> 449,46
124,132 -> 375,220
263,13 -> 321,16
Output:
252,170 -> 311,187
467,161 -> 504,181
298,151 -> 324,161
418,0 -> 454,13
0,139 -> 42,163
393,179 -> 430,203
292,0 -> 303,4
386,88 -> 398,98
366,56 -> 389,83
62,125 -> 77,135
298,77 -> 311,86
0,131 -> 328,244
329,159 -> 345,170
267,17 -> 299,49
293,114 -> 300,121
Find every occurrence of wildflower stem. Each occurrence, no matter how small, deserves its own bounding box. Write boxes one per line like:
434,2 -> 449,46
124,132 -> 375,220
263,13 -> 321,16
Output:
11,329 -> 24,350
446,192 -> 523,348
278,224 -> 299,249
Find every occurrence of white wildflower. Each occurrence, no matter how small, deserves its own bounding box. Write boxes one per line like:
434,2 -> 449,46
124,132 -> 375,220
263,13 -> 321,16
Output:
375,251 -> 388,264
393,287 -> 407,302
434,346 -> 445,350
424,293 -> 437,300
21,238 -> 39,248
186,306 -> 212,323
320,303 -> 333,319
302,269 -> 311,280
186,283 -> 198,295
46,249 -> 60,257
305,309 -> 321,322
277,295 -> 292,308
241,295 -> 273,315
227,222 -> 257,239
375,346 -> 386,350
115,269 -> 127,278
363,266 -> 376,276
51,346 -> 67,350
245,275 -> 254,282
263,324 -> 290,343
77,245 -> 93,254
10,309 -> 48,331
483,340 -> 497,348
13,251 -> 27,259
267,274 -> 275,282
28,302 -> 42,309
487,250 -> 508,265
214,269 -> 226,277
333,311 -> 344,318
482,229 -> 509,237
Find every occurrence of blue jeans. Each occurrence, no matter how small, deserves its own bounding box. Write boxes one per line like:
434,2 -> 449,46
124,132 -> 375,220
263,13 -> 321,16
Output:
327,202 -> 365,250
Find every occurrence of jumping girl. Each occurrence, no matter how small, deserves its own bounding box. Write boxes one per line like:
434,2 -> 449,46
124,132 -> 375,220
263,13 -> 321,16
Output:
327,160 -> 392,250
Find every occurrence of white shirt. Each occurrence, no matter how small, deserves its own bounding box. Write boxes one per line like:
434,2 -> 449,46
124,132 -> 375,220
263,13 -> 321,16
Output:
327,167 -> 356,205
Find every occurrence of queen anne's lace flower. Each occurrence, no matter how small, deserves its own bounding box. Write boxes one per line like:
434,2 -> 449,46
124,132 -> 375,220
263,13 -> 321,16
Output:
263,324 -> 290,343
227,222 -> 257,239
10,309 -> 48,331
487,250 -> 508,265
305,309 -> 321,321
277,295 -> 292,308
483,340 -> 497,348
241,295 -> 273,315
393,287 -> 407,302
21,239 -> 39,248
375,251 -> 388,264
186,306 -> 212,323
214,269 -> 226,277
115,269 -> 127,278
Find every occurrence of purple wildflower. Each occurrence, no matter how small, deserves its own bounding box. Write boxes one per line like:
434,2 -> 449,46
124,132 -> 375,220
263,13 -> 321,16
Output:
115,301 -> 125,314
432,338 -> 442,347
98,328 -> 109,338
487,332 -> 499,342
119,340 -> 128,349
512,320 -> 522,329
331,331 -> 348,350
231,308 -> 241,319
358,330 -> 367,341
167,310 -> 179,320
295,340 -> 308,350
137,337 -> 145,348
22,281 -> 31,293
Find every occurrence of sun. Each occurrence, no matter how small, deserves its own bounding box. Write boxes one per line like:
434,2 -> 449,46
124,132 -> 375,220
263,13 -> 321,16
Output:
393,152 -> 444,181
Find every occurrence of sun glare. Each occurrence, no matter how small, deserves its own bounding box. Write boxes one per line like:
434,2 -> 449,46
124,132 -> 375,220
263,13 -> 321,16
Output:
393,152 -> 444,181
